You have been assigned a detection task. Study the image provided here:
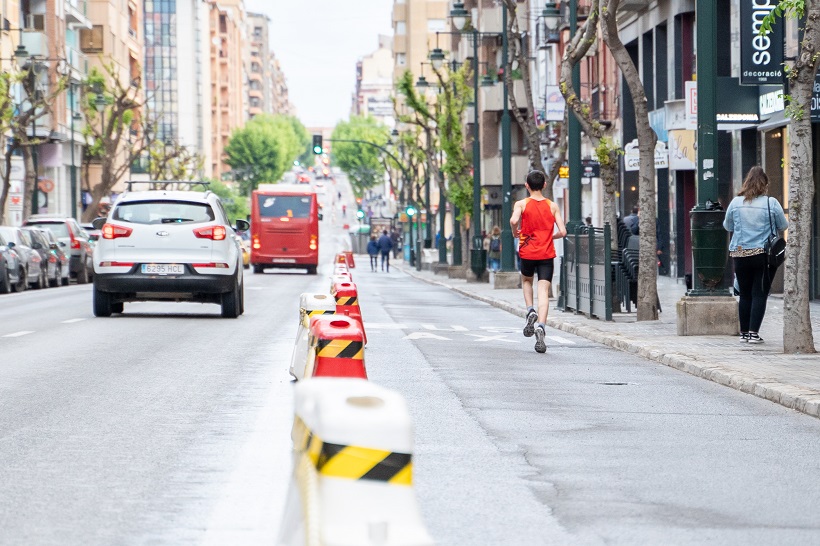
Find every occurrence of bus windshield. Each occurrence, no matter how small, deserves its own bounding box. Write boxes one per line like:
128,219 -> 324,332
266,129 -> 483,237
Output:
256,194 -> 311,219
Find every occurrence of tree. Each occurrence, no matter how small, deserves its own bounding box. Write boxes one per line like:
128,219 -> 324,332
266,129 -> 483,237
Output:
224,114 -> 305,194
80,62 -> 150,221
0,62 -> 67,223
761,2 -> 819,353
500,0 -> 552,199
195,178 -> 249,221
559,2 -> 620,238
146,139 -> 204,182
331,115 -> 390,196
601,0 -> 660,321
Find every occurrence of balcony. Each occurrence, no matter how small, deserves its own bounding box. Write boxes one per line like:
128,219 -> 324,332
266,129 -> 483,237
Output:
479,5 -> 528,35
392,3 -> 406,22
619,0 -> 650,11
21,30 -> 48,58
65,46 -> 87,76
249,88 -> 263,99
65,0 -> 92,29
481,79 -> 527,111
480,155 -> 529,188
393,35 -> 406,53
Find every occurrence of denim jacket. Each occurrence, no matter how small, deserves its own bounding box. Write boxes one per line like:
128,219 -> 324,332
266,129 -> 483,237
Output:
723,195 -> 787,251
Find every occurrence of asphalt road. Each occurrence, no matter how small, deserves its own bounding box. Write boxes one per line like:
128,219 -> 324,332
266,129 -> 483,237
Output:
1,184 -> 819,545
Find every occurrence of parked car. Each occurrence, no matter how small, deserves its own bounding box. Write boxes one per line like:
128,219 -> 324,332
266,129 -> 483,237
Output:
0,226 -> 44,289
41,228 -> 70,286
80,223 -> 101,247
92,186 -> 248,318
236,229 -> 250,269
21,227 -> 57,288
0,230 -> 24,293
24,215 -> 93,283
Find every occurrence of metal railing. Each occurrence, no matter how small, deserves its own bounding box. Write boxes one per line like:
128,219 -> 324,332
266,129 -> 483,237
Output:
561,223 -> 613,321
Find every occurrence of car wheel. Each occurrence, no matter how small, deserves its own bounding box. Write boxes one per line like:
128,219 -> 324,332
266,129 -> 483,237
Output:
0,267 -> 10,294
61,273 -> 70,286
77,263 -> 89,284
306,265 -> 318,275
220,277 -> 240,319
31,267 -> 43,289
93,284 -> 113,317
252,264 -> 264,274
112,302 -> 124,314
49,268 -> 59,288
14,267 -> 26,292
239,281 -> 245,315
40,267 -> 49,289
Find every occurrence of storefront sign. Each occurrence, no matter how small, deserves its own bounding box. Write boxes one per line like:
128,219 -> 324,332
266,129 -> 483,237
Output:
665,99 -> 697,131
668,130 -> 697,171
624,139 -> 668,172
684,81 -> 698,128
581,160 -> 600,179
759,87 -> 785,117
740,0 -> 783,85
811,72 -> 820,122
545,86 -> 566,122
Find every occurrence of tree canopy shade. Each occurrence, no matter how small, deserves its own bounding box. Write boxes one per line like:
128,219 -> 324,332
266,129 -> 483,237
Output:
331,116 -> 391,195
224,114 -> 309,195
195,178 -> 249,222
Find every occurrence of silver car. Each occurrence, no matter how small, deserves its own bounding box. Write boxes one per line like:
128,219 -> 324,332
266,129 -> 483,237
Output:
24,215 -> 93,284
0,226 -> 45,289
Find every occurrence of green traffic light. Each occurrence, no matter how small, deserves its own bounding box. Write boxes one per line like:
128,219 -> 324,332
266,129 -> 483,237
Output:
313,145 -> 322,154
406,206 -> 416,217
356,210 -> 365,219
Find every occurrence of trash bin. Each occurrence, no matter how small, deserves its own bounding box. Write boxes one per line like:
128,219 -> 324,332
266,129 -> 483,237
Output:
690,208 -> 729,293
470,235 -> 486,278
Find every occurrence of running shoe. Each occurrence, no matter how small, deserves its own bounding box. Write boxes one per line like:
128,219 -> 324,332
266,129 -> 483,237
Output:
534,325 -> 547,353
523,310 -> 538,337
747,333 -> 764,344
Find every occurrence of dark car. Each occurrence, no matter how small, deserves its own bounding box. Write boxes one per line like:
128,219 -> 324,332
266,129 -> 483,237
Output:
24,215 -> 93,283
0,231 -> 24,293
21,227 -> 54,289
0,226 -> 44,289
41,229 -> 70,286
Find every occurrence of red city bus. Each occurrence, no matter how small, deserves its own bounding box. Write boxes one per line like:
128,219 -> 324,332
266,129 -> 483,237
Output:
250,185 -> 320,274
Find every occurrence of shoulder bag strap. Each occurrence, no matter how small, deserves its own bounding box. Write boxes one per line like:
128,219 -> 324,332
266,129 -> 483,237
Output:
767,197 -> 775,236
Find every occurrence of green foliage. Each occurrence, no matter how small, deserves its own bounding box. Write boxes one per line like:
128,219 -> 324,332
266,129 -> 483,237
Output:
436,63 -> 474,220
224,114 -> 307,195
331,115 -> 390,195
195,178 -> 249,221
759,0 -> 804,35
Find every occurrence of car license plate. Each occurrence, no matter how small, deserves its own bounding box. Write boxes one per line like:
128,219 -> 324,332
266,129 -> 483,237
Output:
141,263 -> 184,275
273,258 -> 296,263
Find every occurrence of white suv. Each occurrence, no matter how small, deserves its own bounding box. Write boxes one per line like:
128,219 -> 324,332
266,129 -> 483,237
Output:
92,187 -> 248,318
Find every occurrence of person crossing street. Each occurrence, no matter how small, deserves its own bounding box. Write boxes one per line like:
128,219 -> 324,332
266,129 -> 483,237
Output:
510,171 -> 567,353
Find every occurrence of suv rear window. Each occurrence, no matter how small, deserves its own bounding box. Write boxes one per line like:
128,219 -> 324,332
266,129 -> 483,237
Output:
113,201 -> 215,225
27,222 -> 69,238
257,195 -> 311,218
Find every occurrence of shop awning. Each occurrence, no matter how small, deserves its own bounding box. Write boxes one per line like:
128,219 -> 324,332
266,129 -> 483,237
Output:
757,110 -> 789,132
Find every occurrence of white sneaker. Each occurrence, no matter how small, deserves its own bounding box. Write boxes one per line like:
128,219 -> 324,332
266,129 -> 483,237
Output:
747,333 -> 764,344
523,310 -> 537,337
534,325 -> 547,353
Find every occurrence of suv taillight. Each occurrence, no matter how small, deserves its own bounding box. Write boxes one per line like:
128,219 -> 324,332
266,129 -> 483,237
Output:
193,225 -> 226,241
102,224 -> 133,239
68,225 -> 80,249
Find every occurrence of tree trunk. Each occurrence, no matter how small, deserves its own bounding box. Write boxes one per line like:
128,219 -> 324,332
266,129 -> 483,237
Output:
782,3 -> 820,354
602,0 -> 659,321
0,146 -> 13,225
21,146 -> 36,222
600,155 -> 619,239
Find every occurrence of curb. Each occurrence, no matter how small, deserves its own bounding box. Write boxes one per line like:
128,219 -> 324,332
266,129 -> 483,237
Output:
397,265 -> 820,420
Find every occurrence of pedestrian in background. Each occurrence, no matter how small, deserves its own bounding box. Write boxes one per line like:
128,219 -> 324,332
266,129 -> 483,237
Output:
390,228 -> 401,259
377,229 -> 393,272
623,206 -> 640,235
488,225 -> 502,272
510,170 -> 567,353
367,235 -> 379,272
723,166 -> 787,344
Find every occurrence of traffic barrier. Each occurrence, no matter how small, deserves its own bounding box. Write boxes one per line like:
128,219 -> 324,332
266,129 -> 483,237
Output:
333,263 -> 350,278
332,281 -> 366,345
344,250 -> 356,269
335,253 -> 349,268
305,315 -> 366,379
330,273 -> 352,292
290,293 -> 337,381
277,378 -> 434,546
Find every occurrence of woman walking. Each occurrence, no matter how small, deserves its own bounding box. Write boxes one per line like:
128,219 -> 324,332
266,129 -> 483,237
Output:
487,225 -> 502,272
723,166 -> 787,343
367,235 -> 379,272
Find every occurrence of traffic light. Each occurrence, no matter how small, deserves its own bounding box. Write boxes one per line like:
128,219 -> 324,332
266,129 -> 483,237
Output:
406,205 -> 417,217
356,209 -> 365,220
312,135 -> 323,155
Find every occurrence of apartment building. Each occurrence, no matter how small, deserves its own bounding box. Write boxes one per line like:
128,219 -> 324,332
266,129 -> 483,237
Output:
246,12 -> 271,117
352,35 -> 394,127
143,0 -> 211,178
392,0 -> 448,87
207,0 -> 245,179
270,53 -> 292,115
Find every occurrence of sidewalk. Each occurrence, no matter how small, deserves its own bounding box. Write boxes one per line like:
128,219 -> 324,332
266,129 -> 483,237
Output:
396,261 -> 820,420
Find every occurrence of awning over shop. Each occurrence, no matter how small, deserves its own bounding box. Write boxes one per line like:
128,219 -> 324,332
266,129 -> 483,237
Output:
757,110 -> 789,132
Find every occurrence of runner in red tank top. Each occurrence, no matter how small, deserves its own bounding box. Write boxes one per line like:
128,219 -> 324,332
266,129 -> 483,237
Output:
509,171 -> 567,353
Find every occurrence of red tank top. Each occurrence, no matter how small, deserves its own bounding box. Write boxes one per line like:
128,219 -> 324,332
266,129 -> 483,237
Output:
518,198 -> 556,260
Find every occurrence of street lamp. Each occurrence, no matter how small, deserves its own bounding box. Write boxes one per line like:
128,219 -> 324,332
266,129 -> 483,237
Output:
542,2 -> 561,31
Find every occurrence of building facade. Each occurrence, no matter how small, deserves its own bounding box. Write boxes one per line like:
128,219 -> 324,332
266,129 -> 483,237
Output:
246,12 -> 271,118
352,35 -> 394,127
270,52 -> 292,115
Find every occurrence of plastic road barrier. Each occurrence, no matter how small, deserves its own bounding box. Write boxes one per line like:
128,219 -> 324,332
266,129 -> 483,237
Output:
330,273 -> 353,292
344,250 -> 356,269
333,264 -> 351,279
332,281 -> 366,345
304,316 -> 366,379
277,378 -> 434,546
290,293 -> 337,381
335,253 -> 349,268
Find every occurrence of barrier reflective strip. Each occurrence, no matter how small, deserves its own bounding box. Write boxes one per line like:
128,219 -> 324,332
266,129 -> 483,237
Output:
335,296 -> 358,306
293,419 -> 412,485
315,339 -> 364,359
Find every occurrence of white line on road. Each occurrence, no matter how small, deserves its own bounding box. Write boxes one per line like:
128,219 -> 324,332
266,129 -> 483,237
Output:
365,323 -> 408,330
403,332 -> 451,341
546,336 -> 575,345
421,323 -> 468,332
2,331 -> 34,338
464,334 -> 519,343
61,318 -> 86,324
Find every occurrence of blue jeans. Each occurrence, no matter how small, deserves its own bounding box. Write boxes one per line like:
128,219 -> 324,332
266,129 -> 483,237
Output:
489,258 -> 500,272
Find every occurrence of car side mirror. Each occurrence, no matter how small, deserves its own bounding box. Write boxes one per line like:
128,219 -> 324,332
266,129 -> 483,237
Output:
318,212 -> 323,221
234,219 -> 250,232
59,241 -> 67,247
32,242 -> 42,250
91,217 -> 107,230
7,242 -> 14,249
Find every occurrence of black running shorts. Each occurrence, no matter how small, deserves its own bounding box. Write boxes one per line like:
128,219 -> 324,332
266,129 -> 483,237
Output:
520,258 -> 554,282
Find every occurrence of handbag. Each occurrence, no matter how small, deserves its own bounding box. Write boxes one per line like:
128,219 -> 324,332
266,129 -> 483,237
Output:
763,197 -> 786,269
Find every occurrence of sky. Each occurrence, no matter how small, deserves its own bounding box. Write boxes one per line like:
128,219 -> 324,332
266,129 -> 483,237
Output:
244,0 -> 394,129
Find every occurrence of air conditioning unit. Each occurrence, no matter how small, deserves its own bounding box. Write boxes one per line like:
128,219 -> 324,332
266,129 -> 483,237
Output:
619,0 -> 649,11
26,14 -> 45,31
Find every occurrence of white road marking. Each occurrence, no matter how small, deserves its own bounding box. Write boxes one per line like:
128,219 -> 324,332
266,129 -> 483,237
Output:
464,334 -> 519,344
403,332 -> 451,341
546,336 -> 575,345
61,318 -> 86,324
421,323 -> 468,332
479,326 -> 520,334
365,323 -> 408,330
2,331 -> 34,338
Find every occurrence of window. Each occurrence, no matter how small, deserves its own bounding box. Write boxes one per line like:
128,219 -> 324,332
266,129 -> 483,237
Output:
114,201 -> 216,225
256,195 -> 311,219
395,22 -> 406,35
427,19 -> 446,32
80,25 -> 104,52
396,53 -> 406,66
